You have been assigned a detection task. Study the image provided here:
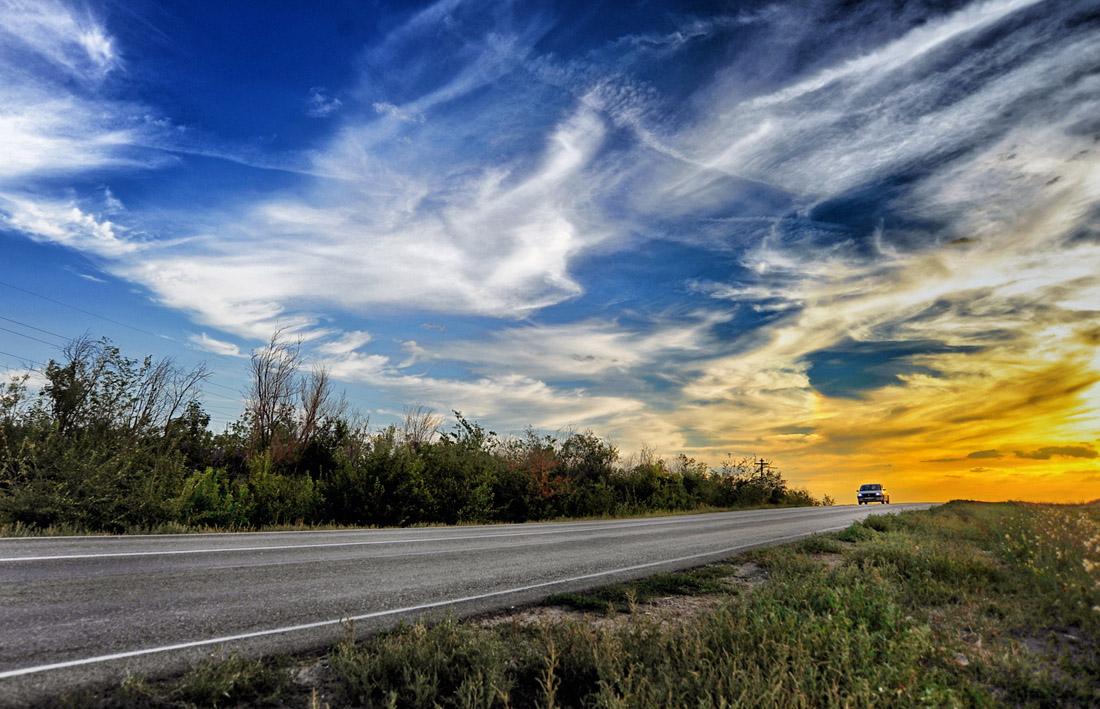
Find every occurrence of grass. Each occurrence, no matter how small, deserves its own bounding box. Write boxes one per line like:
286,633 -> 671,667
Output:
44,501 -> 1100,707
51,651 -> 294,709
546,566 -> 733,613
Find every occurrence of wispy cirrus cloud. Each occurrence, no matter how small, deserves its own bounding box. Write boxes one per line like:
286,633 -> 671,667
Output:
122,100 -> 607,336
0,0 -> 118,81
316,330 -> 373,356
188,332 -> 246,358
421,315 -> 724,397
306,87 -> 342,118
0,193 -> 139,257
0,0 -> 161,262
322,352 -> 646,435
0,0 -> 124,178
649,0 -> 1100,480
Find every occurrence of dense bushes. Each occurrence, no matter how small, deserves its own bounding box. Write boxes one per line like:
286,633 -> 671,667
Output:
0,337 -> 828,533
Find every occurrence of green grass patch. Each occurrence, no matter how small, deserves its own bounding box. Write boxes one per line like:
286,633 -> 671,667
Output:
547,566 -> 733,613
793,533 -> 846,554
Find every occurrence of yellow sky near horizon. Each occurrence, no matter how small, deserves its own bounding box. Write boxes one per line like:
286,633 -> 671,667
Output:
665,129 -> 1100,504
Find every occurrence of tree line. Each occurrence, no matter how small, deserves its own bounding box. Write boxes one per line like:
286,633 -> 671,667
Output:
0,333 -> 830,533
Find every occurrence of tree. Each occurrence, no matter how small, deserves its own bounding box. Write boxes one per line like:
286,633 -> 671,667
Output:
246,330 -> 303,453
400,404 -> 442,449
245,330 -> 345,469
41,335 -> 209,438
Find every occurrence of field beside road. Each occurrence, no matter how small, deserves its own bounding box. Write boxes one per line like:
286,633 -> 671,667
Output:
39,501 -> 1100,707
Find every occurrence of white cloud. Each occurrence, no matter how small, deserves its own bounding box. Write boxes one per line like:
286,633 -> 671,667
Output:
372,102 -> 421,123
0,193 -> 139,257
0,91 -> 146,182
0,366 -> 49,393
747,0 -> 1044,110
427,314 -> 724,380
316,330 -> 373,356
326,361 -> 644,433
0,0 -> 119,82
0,1 -> 138,183
306,87 -> 342,118
695,14 -> 1098,200
120,101 -> 608,336
188,333 -> 246,358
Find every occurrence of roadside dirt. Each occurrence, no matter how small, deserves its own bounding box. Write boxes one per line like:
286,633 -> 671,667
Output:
479,559 -> 785,630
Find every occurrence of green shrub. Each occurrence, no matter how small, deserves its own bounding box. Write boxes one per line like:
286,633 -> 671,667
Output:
173,468 -> 253,528
839,522 -> 873,542
246,458 -> 321,526
796,534 -> 845,554
862,514 -> 897,532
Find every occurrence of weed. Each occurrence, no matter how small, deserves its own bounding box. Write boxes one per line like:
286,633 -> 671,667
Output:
546,567 -> 734,614
175,650 -> 288,708
862,513 -> 897,532
545,592 -> 613,613
329,616 -> 515,708
838,521 -> 873,542
794,534 -> 845,554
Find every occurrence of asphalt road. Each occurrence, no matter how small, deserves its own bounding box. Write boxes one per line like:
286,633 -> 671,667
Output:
0,503 -> 934,704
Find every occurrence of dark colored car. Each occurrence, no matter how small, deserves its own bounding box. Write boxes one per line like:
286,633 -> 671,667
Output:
857,483 -> 890,504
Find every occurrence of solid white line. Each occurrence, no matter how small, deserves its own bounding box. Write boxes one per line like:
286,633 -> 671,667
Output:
0,509 -> 843,563
0,525 -> 850,680
0,529 -> 583,563
0,505 -> 852,543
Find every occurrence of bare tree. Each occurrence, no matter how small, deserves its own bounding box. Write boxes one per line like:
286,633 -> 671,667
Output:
247,330 -> 350,465
297,365 -> 347,452
247,330 -> 303,452
401,404 -> 442,448
127,356 -> 211,436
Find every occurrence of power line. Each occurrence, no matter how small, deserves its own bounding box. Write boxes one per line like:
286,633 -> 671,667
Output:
0,279 -> 385,413
0,350 -> 46,369
0,279 -> 248,364
203,391 -> 243,405
0,326 -> 63,348
0,279 -> 256,388
1,309 -> 250,404
205,380 -> 244,395
0,315 -> 69,340
0,278 -> 170,342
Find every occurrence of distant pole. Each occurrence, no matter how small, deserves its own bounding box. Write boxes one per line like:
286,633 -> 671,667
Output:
758,457 -> 766,476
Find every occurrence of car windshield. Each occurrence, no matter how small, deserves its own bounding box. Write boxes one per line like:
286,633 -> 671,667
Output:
860,484 -> 881,491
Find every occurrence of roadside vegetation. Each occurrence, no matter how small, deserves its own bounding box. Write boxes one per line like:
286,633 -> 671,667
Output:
48,501 -> 1100,708
0,334 -> 827,535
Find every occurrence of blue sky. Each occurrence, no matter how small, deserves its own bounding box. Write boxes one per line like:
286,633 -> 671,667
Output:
2,0 -> 1099,502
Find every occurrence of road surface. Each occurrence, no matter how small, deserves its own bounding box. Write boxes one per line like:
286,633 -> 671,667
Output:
0,503 -> 934,703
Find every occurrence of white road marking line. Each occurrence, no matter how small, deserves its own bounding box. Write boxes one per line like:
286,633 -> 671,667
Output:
0,509 -> 848,563
0,525 -> 849,680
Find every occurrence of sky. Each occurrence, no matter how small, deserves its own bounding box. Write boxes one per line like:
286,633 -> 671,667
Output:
1,0 -> 1098,504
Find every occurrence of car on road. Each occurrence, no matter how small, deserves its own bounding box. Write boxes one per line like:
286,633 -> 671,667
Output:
857,483 -> 890,504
